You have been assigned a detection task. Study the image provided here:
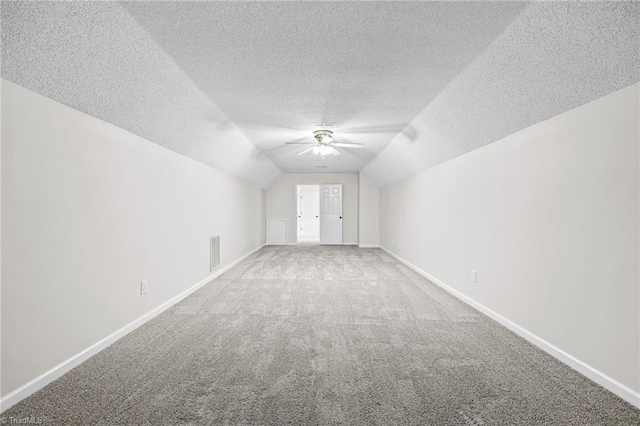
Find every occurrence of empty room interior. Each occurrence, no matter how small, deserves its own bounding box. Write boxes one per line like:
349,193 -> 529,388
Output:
1,1 -> 640,424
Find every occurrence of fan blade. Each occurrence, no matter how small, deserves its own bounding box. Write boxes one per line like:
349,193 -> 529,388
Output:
285,137 -> 314,145
297,146 -> 315,156
339,123 -> 406,134
333,142 -> 364,148
330,147 -> 341,156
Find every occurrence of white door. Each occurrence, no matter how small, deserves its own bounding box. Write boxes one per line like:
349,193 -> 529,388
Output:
297,185 -> 319,237
319,184 -> 343,245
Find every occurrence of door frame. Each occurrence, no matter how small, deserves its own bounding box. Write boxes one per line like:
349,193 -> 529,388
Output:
295,183 -> 343,245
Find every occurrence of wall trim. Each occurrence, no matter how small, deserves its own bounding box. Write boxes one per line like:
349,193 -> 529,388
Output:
0,244 -> 265,413
285,242 -> 359,246
380,246 -> 640,409
358,244 -> 380,248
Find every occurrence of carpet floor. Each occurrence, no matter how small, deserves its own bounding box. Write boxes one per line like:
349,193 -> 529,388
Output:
4,246 -> 640,425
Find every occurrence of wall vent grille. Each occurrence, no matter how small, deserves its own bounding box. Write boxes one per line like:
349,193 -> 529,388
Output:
210,235 -> 220,271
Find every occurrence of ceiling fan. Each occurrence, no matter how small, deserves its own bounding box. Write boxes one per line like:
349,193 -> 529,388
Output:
285,130 -> 364,158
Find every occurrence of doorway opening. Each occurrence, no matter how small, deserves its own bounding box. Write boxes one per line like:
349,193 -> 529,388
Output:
296,184 -> 343,245
297,185 -> 320,243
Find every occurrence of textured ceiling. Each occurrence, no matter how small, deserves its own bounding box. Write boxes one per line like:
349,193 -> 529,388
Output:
2,2 -> 639,188
363,2 -> 640,186
0,1 -> 282,187
122,1 -> 525,174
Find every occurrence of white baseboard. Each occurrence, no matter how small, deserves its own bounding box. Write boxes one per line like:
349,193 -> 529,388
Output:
0,245 -> 265,412
286,242 -> 359,246
380,246 -> 640,409
358,244 -> 380,248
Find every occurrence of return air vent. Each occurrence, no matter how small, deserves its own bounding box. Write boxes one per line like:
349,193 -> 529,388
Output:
210,235 -> 220,271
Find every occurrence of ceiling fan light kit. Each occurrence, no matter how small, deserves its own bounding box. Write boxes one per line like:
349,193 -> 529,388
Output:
288,129 -> 364,159
314,130 -> 334,144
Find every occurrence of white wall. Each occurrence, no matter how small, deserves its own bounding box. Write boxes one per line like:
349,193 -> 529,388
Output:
1,80 -> 266,397
358,173 -> 379,247
0,80 -> 3,401
380,83 -> 640,394
266,174 -> 358,245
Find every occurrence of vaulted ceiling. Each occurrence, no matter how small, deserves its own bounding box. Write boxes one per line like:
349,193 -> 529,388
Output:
2,2 -> 639,188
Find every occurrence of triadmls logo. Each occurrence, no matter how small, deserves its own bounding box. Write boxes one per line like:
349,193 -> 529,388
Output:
0,416 -> 44,425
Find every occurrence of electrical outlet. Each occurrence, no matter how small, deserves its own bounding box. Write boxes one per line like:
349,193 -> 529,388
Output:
140,280 -> 149,295
471,271 -> 477,283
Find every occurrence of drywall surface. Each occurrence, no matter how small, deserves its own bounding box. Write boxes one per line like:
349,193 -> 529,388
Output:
364,2 -> 640,186
1,80 -> 265,396
1,2 -> 281,188
0,80 -> 3,399
266,174 -> 358,245
380,83 -> 640,392
358,173 -> 379,247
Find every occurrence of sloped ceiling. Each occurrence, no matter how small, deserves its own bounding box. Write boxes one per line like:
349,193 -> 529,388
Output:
2,2 -> 639,188
363,2 -> 640,186
1,1 -> 282,188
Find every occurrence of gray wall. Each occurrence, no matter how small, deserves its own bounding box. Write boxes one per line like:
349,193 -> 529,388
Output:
379,83 -> 640,393
266,173 -> 359,245
358,173 -> 379,247
1,80 -> 266,396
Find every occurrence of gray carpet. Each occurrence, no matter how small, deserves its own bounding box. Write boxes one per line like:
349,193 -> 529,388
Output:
4,246 -> 640,425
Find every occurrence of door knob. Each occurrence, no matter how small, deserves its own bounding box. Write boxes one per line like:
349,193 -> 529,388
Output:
315,216 -> 318,218
339,216 -> 342,219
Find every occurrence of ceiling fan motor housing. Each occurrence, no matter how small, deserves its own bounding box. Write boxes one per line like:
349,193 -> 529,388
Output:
314,130 -> 333,145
